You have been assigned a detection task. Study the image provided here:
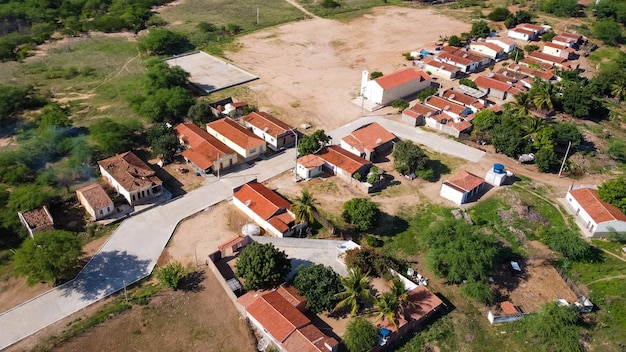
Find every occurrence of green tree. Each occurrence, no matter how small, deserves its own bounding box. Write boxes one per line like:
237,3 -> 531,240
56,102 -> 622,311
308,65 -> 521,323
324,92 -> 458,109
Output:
598,177 -> 626,213
611,75 -> 626,101
155,262 -> 187,290
491,122 -> 525,157
592,18 -> 622,45
235,242 -> 291,290
392,140 -> 428,175
541,31 -> 557,42
459,78 -> 477,89
38,103 -> 70,128
487,7 -> 512,21
291,190 -> 318,224
372,277 -> 410,329
516,302 -> 582,352
7,184 -> 51,213
524,44 -> 540,53
509,91 -> 532,117
448,35 -> 462,47
392,99 -> 409,112
146,123 -> 178,163
293,264 -> 343,313
145,60 -> 190,90
136,87 -> 194,122
13,230 -> 84,286
470,21 -> 491,38
187,99 -> 215,125
297,129 -> 331,156
607,137 -> 626,162
539,0 -> 579,17
342,198 -> 380,231
342,317 -> 378,352
89,118 -> 138,156
139,28 -> 193,55
530,78 -> 558,112
461,280 -> 494,304
333,268 -> 373,316
369,71 -> 383,80
538,227 -> 593,261
416,87 -> 437,102
561,82 -> 598,118
0,85 -> 35,121
472,109 -> 498,132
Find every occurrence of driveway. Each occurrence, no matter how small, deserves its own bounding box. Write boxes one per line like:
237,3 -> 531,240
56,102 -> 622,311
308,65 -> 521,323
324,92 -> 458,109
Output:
0,149 -> 296,350
329,115 -> 485,163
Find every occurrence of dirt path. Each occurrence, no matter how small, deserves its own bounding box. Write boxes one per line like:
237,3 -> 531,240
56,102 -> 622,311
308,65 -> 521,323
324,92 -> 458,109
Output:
284,0 -> 319,19
586,274 -> 626,286
90,52 -> 141,92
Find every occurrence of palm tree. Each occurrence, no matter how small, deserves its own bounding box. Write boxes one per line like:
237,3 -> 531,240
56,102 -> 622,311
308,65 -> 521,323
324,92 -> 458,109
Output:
373,277 -> 413,330
611,76 -> 626,102
521,116 -> 547,142
333,268 -> 373,317
291,190 -> 319,224
531,78 -> 556,112
509,91 -> 532,117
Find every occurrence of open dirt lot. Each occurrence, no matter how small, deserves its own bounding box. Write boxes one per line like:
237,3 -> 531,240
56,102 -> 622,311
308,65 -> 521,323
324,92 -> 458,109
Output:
226,6 -> 470,130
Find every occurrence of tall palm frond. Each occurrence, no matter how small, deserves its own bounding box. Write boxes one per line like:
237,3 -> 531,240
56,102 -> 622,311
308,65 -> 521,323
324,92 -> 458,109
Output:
333,268 -> 373,317
291,190 -> 319,224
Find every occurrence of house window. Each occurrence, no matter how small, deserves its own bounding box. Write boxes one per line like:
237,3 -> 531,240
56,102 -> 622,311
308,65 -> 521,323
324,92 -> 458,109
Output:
249,148 -> 256,154
107,206 -> 110,212
132,195 -> 136,201
99,210 -> 103,215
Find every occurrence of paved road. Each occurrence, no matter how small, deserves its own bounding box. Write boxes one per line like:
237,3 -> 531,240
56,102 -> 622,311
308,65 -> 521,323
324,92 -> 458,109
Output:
329,115 -> 485,163
0,149 -> 295,350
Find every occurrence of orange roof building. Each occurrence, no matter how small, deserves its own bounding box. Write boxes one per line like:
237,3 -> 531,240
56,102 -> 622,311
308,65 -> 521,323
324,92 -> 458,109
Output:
361,68 -> 431,105
440,170 -> 485,205
174,123 -> 238,173
76,183 -> 114,221
237,289 -> 338,352
17,206 -> 54,238
315,145 -> 372,181
206,118 -> 266,161
98,151 -> 163,206
474,75 -> 514,101
340,122 -> 396,161
296,154 -> 325,180
233,180 -> 296,237
566,186 -> 626,238
242,112 -> 296,151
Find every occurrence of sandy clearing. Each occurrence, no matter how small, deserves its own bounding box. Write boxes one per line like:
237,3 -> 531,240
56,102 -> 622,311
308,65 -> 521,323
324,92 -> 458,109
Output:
226,6 -> 470,130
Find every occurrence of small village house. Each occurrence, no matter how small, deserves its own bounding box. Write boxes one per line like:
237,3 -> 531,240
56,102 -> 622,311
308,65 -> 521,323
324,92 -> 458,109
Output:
237,286 -> 338,352
296,154 -> 325,180
565,186 -> 626,238
242,111 -> 296,151
474,75 -> 514,101
542,42 -> 574,60
507,26 -> 537,41
552,32 -> 585,48
232,180 -> 296,237
174,123 -> 238,175
469,42 -> 505,60
18,206 -> 54,238
440,170 -> 485,205
315,145 -> 372,184
401,103 -> 440,127
206,118 -> 266,161
209,97 -> 248,119
340,122 -> 396,161
76,183 -> 114,221
360,68 -> 431,105
485,37 -> 517,53
435,52 -> 476,73
441,88 -> 484,112
420,58 -> 460,80
442,46 -> 492,69
98,151 -> 163,206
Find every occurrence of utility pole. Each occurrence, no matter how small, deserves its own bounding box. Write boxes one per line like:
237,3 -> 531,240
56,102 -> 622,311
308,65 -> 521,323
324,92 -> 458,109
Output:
558,141 -> 572,178
257,7 -> 259,25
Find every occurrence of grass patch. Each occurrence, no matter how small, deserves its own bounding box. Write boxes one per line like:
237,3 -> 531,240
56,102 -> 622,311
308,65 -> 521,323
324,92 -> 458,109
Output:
586,279 -> 626,350
158,0 -> 306,34
298,0 -> 404,19
511,184 -> 567,228
568,254 -> 626,284
592,240 -> 626,256
386,204 -> 453,256
588,47 -> 624,71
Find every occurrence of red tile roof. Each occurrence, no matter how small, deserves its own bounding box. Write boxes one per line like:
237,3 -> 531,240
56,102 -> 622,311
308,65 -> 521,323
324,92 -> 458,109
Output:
98,151 -> 162,192
519,57 -> 555,70
544,42 -> 566,49
233,181 -> 291,220
277,285 -> 307,309
559,32 -> 583,40
77,183 -> 113,210
442,89 -> 478,107
245,291 -> 310,342
425,95 -> 468,116
528,51 -> 567,64
297,154 -> 325,169
474,75 -> 512,93
569,187 -> 626,223
175,123 -> 236,170
283,324 -> 338,352
446,170 -> 484,192
405,285 -> 444,323
374,68 -> 430,90
486,37 -> 516,46
517,23 -> 543,32
20,207 -> 53,229
449,120 -> 473,132
404,102 -> 440,119
243,111 -> 294,138
341,122 -> 396,153
510,27 -> 535,36
207,118 -> 265,150
422,58 -> 459,73
437,52 -> 472,66
501,301 -> 520,315
316,145 -> 371,175
471,42 -> 504,53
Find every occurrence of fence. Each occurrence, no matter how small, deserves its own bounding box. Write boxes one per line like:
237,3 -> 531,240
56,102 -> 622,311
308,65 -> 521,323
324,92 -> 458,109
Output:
555,267 -> 587,299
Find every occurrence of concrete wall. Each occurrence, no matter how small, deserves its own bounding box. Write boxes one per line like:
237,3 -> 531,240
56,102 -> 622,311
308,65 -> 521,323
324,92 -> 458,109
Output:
247,125 -> 296,151
566,191 -> 626,238
440,184 -> 465,205
340,139 -> 363,159
296,164 -> 323,180
364,76 -> 431,105
206,126 -> 265,161
508,30 -> 533,41
401,112 -> 423,126
422,63 -> 456,80
470,44 -> 499,59
233,197 -> 286,237
486,38 -> 516,53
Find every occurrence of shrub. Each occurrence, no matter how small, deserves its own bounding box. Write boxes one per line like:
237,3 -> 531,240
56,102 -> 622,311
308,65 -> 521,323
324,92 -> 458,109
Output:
459,78 -> 478,89
155,262 -> 186,290
417,87 -> 437,102
343,318 -> 378,352
487,7 -> 512,21
342,198 -> 380,231
344,248 -> 403,277
524,44 -> 540,53
370,71 -> 383,80
321,0 -> 340,8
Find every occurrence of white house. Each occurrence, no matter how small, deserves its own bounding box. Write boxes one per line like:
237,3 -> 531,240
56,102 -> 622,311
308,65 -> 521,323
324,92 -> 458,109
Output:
440,170 -> 485,205
435,52 -> 476,73
508,27 -> 537,41
361,68 -> 431,105
296,154 -> 325,180
565,186 -> 626,238
401,103 -> 440,127
421,58 -> 460,80
98,151 -> 163,206
232,180 -> 296,237
542,42 -> 572,59
76,183 -> 114,221
315,146 -> 372,184
469,42 -> 505,60
340,122 -> 396,161
206,118 -> 266,161
242,111 -> 296,151
486,37 -> 517,53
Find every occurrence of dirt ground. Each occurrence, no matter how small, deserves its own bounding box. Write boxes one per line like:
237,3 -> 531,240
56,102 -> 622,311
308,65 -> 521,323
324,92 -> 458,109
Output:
226,6 -> 471,130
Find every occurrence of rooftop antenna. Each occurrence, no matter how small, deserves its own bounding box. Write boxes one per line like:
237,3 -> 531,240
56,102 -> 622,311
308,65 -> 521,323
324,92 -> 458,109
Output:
244,200 -> 251,207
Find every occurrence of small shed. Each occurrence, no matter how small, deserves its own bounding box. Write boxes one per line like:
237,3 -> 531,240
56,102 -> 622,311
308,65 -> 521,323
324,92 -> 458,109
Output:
440,170 -> 485,205
18,206 -> 54,238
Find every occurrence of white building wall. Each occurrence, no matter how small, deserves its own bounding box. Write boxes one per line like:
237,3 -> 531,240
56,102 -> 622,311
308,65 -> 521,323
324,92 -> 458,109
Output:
339,139 -> 362,158
486,38 -> 516,53
207,127 -> 265,160
380,78 -> 431,105
77,192 -> 113,221
470,44 -> 499,59
423,63 -> 455,80
508,31 -> 530,41
440,184 -> 465,205
296,164 -> 322,180
99,165 -> 132,205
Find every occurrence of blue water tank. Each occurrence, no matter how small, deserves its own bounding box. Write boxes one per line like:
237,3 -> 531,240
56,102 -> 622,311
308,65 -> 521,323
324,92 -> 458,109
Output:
494,164 -> 505,174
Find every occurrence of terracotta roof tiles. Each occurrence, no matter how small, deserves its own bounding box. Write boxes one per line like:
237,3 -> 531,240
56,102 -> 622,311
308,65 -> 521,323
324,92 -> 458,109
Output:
447,170 -> 484,192
20,207 -> 53,229
315,146 -> 370,175
233,181 -> 291,220
569,187 -> 626,223
207,118 -> 265,150
297,154 -> 325,169
77,183 -> 113,210
341,122 -> 396,153
98,152 -> 162,192
175,123 -> 236,170
474,75 -> 513,93
374,68 -> 430,90
243,112 -> 294,138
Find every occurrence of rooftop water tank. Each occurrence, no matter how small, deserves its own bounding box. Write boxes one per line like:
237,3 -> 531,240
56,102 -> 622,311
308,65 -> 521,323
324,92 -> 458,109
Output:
493,164 -> 505,174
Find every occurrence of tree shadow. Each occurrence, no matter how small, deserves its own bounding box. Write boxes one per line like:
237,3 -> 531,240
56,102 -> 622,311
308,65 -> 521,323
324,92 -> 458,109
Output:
64,250 -> 152,301
371,212 -> 409,237
179,270 -> 205,292
288,259 -> 314,281
425,158 -> 450,182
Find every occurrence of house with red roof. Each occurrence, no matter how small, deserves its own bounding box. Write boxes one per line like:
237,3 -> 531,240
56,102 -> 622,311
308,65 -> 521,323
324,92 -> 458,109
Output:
98,151 -> 163,206
469,42 -> 505,60
237,287 -> 338,352
340,122 -> 396,161
76,183 -> 114,221
421,58 -> 460,80
508,26 -> 538,41
315,146 -> 372,184
542,42 -> 575,60
565,186 -> 626,238
206,118 -> 266,161
401,103 -> 440,126
360,68 -> 431,105
242,112 -> 296,151
474,75 -> 514,101
552,32 -> 585,48
528,51 -> 569,68
442,88 -> 484,112
486,37 -> 517,53
296,154 -> 325,180
435,51 -> 476,73
232,180 -> 296,237
18,206 -> 54,238
440,170 -> 485,205
174,123 -> 238,174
